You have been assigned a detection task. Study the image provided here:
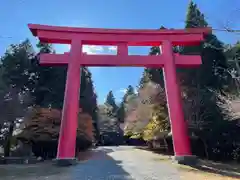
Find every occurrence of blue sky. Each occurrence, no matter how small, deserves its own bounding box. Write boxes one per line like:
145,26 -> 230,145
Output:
1,0 -> 239,104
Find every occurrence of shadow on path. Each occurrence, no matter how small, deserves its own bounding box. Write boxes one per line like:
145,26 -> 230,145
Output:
73,147 -> 133,179
0,148 -> 133,180
0,162 -> 66,179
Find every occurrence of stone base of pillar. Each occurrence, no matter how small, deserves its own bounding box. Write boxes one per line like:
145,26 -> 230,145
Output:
172,155 -> 197,165
53,158 -> 78,166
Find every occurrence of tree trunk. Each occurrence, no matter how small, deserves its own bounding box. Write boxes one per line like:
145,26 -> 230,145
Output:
4,121 -> 14,157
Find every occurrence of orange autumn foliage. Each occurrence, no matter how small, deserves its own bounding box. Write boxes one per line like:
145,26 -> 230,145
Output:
18,107 -> 94,143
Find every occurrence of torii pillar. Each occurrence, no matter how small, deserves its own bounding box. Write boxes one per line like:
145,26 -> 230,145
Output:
28,24 -> 211,165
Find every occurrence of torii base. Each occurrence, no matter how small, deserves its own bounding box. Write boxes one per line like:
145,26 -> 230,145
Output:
172,155 -> 198,165
53,158 -> 78,166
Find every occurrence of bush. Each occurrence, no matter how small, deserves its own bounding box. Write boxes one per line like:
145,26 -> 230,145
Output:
17,107 -> 94,159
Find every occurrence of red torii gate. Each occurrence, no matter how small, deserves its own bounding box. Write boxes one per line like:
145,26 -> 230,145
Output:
28,24 -> 211,165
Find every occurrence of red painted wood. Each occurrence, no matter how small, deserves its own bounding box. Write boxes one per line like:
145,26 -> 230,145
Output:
117,43 -> 128,56
162,41 -> 191,156
37,31 -> 205,46
39,54 -> 69,65
56,40 -> 82,159
28,24 -> 211,46
28,24 -> 211,36
28,23 -> 211,160
40,53 -> 202,67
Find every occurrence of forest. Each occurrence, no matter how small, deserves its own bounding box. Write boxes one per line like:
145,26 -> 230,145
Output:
0,1 -> 239,162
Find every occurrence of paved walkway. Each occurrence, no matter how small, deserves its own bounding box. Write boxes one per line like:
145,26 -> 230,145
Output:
1,146 -> 181,180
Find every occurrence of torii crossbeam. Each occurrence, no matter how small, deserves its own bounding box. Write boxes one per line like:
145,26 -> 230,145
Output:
28,24 -> 211,165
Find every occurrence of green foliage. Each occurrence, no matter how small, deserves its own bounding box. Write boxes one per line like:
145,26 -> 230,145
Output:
185,1 -> 208,28
117,102 -> 125,123
224,42 -> 240,93
139,68 -> 164,88
117,85 -> 136,123
180,2 -> 239,161
80,67 -> 99,139
32,42 -> 99,139
0,40 -> 34,156
0,39 -> 100,153
180,2 -> 228,90
29,42 -> 98,125
1,39 -> 34,91
123,2 -> 240,162
30,42 -> 66,108
179,1 -> 229,134
105,91 -> 117,108
104,90 -> 118,118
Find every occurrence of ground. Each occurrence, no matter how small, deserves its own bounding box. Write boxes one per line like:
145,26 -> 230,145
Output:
0,146 -> 239,180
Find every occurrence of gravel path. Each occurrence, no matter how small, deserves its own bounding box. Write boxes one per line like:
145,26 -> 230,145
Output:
0,146 -> 181,180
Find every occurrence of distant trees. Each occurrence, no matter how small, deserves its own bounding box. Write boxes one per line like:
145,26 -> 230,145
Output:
117,85 -> 136,123
97,91 -> 124,145
104,90 -> 118,118
124,81 -> 169,141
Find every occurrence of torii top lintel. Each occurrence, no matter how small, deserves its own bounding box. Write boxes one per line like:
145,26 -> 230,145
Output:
28,24 -> 211,46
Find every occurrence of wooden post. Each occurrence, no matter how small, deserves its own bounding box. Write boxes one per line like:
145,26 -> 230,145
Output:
56,40 -> 82,165
162,41 -> 192,159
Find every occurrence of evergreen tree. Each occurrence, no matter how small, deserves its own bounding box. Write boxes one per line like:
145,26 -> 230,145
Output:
117,85 -> 136,123
30,42 -> 66,108
180,1 -> 229,90
104,91 -> 118,118
32,43 -> 99,130
139,26 -> 167,89
178,2 -> 239,160
1,40 -> 100,143
80,67 -> 99,140
0,40 -> 33,156
122,85 -> 135,103
1,39 -> 34,92
139,68 -> 152,89
117,102 -> 125,123
224,41 -> 240,92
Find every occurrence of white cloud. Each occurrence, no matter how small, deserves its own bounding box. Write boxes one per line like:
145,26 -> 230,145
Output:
55,45 -> 104,54
54,44 -> 117,55
83,45 -> 118,54
118,87 -> 138,94
82,45 -> 104,54
103,97 -> 106,103
119,88 -> 127,94
134,88 -> 138,94
108,46 -> 117,51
